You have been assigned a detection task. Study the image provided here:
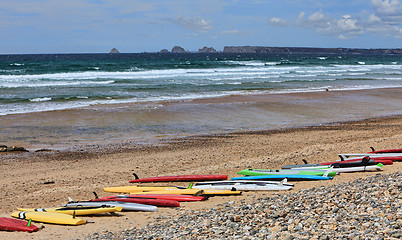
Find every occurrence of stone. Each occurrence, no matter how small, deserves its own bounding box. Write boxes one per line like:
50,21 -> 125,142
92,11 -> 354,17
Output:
198,46 -> 217,53
109,48 -> 120,54
171,46 -> 187,53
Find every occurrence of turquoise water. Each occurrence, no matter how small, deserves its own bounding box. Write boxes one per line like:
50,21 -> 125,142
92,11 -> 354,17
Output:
1,53 -> 401,116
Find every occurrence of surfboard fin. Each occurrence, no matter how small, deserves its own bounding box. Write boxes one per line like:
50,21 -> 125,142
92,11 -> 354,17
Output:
370,147 -> 375,152
133,173 -> 139,180
27,219 -> 32,227
279,178 -> 288,186
302,159 -> 308,164
362,156 -> 370,165
93,192 -> 99,199
339,155 -> 345,161
232,183 -> 240,191
187,183 -> 193,189
323,167 -> 333,177
68,197 -> 74,202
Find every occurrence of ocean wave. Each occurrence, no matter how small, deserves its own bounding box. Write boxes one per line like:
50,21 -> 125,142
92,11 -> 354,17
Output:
29,97 -> 52,102
0,80 -> 115,88
1,83 -> 401,116
1,63 -> 400,83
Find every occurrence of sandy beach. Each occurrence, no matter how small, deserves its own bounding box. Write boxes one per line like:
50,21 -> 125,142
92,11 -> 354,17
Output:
1,110 -> 401,239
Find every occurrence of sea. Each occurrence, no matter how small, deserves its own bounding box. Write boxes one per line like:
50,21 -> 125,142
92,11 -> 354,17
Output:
1,53 -> 402,149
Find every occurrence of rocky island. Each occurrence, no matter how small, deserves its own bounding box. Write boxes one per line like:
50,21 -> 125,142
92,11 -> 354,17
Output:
223,46 -> 402,55
158,46 -> 402,55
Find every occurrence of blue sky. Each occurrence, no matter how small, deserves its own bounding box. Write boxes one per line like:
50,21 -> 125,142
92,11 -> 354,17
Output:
1,0 -> 401,54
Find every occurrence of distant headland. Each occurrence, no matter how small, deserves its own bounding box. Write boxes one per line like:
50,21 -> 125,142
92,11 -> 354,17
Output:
109,46 -> 402,55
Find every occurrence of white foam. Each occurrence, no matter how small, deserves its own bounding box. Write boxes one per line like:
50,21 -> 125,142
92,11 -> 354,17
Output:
29,97 -> 52,102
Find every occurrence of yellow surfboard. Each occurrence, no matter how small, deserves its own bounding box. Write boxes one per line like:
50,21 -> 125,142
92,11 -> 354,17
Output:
17,206 -> 122,216
105,186 -> 242,196
11,211 -> 86,225
104,186 -> 189,193
129,189 -> 204,195
200,189 -> 242,196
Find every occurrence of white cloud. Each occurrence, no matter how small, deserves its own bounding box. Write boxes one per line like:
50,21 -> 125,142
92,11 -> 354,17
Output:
220,29 -> 244,35
296,11 -> 363,38
167,16 -> 212,33
268,17 -> 288,27
365,0 -> 402,38
371,0 -> 402,15
368,13 -> 382,23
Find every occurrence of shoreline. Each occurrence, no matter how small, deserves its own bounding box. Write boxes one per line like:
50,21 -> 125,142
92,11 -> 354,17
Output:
2,113 -> 401,163
0,114 -> 401,239
1,87 -> 402,151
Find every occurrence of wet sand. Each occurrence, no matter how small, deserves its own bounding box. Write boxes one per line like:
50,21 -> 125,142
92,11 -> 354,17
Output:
1,87 -> 401,150
0,88 -> 401,239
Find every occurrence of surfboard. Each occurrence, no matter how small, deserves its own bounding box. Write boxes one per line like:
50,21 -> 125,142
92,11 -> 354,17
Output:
231,175 -> 333,181
111,194 -> 206,202
91,196 -> 180,207
11,211 -> 86,225
192,180 -> 294,191
288,163 -> 384,173
237,169 -> 337,177
368,147 -> 402,154
105,186 -> 241,196
129,173 -> 228,183
0,217 -> 40,232
63,200 -> 158,212
129,189 -> 242,196
17,206 -> 122,215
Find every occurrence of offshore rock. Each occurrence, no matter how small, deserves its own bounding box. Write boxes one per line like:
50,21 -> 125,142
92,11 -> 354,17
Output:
198,46 -> 217,53
109,48 -> 120,54
159,49 -> 170,53
171,46 -> 187,53
222,46 -> 402,55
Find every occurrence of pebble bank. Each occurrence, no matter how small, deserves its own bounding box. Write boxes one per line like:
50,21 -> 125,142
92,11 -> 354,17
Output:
85,172 -> 401,240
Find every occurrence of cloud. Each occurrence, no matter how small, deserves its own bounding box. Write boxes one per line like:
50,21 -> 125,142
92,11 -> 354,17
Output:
371,0 -> 402,15
220,29 -> 244,35
268,17 -> 288,27
365,0 -> 402,38
296,11 -> 363,38
166,16 -> 212,33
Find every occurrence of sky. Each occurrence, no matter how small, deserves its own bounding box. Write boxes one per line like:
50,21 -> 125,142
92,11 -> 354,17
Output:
1,0 -> 402,54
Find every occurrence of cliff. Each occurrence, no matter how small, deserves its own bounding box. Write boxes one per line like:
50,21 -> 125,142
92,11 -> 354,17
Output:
222,46 -> 402,55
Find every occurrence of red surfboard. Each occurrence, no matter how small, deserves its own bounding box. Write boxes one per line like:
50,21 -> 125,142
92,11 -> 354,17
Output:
129,174 -> 227,183
368,148 -> 402,154
0,217 -> 39,232
320,158 -> 394,165
114,194 -> 206,202
91,196 -> 180,207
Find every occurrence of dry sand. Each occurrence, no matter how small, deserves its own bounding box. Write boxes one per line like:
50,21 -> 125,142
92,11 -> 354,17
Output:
0,115 -> 401,239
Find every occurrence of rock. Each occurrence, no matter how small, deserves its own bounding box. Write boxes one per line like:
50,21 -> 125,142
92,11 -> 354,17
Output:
35,148 -> 55,152
7,146 -> 29,152
222,46 -> 402,55
159,49 -> 169,53
109,48 -> 120,54
171,46 -> 187,53
198,46 -> 217,53
0,145 -> 7,152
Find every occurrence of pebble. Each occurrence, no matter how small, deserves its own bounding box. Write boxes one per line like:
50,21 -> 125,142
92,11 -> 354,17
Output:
84,172 -> 401,240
